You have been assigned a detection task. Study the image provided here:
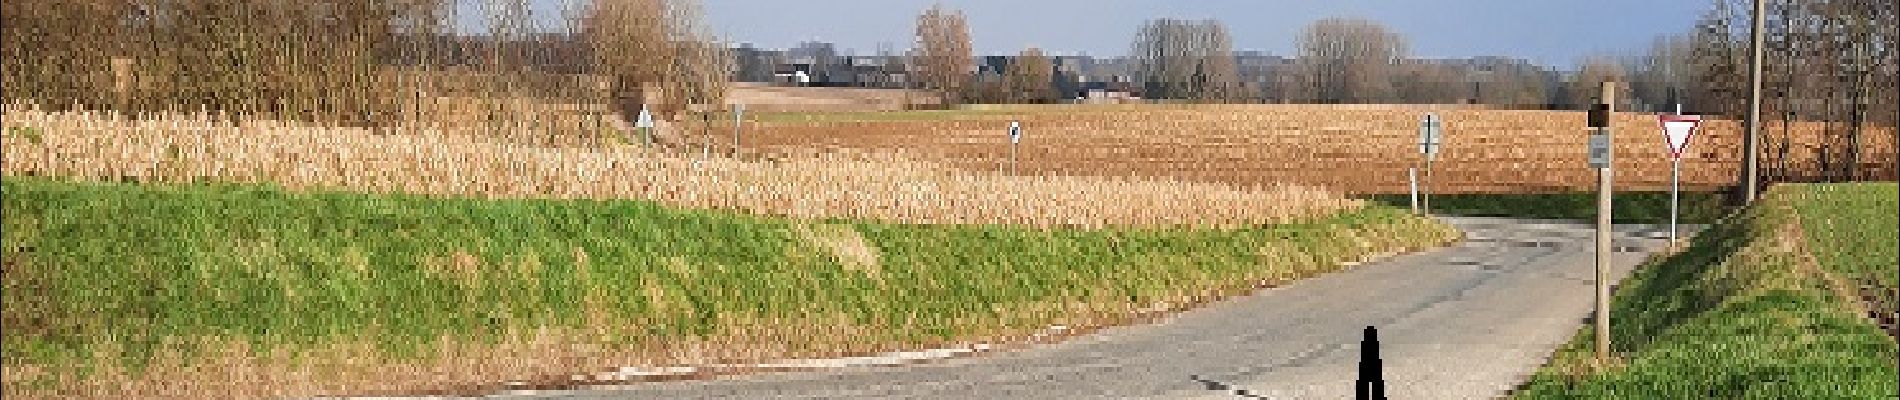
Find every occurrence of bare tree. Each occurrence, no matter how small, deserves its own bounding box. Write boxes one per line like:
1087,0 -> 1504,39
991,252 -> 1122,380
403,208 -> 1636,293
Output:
1005,47 -> 1056,103
0,0 -> 445,124
1130,19 -> 1241,101
914,4 -> 974,105
1687,0 -> 1750,117
1566,57 -> 1630,109
585,0 -> 729,121
1389,61 -> 1463,104
1623,34 -> 1697,112
1684,0 -> 1896,181
1295,17 -> 1407,104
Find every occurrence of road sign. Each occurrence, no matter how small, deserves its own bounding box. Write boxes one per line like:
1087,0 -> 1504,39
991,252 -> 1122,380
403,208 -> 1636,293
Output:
1588,133 -> 1612,169
1657,113 -> 1700,250
1009,121 -> 1022,144
1658,114 -> 1701,158
636,105 -> 653,129
1587,103 -> 1610,128
1418,113 -> 1442,160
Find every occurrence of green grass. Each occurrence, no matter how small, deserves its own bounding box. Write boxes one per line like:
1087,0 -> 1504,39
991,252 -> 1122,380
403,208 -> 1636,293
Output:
5,126 -> 43,145
1789,183 -> 1900,290
1363,191 -> 1732,225
1511,184 -> 1899,399
0,176 -> 1456,377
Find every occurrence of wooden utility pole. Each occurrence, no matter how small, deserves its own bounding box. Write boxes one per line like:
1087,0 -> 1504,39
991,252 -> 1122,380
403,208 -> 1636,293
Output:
1742,0 -> 1766,203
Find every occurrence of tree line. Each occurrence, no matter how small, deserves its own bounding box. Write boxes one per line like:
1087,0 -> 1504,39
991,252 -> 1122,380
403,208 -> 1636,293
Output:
913,2 -> 1894,120
1,0 -> 729,127
6,1 -> 1892,131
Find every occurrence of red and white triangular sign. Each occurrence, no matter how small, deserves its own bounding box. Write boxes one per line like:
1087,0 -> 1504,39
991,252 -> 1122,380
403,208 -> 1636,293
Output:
1658,114 -> 1701,158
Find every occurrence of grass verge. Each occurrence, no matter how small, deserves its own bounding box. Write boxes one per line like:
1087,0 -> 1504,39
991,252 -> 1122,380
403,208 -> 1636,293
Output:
1362,191 -> 1731,224
0,176 -> 1458,400
1510,183 -> 1898,399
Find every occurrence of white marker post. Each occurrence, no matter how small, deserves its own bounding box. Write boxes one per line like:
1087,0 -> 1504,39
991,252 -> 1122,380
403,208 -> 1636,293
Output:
635,105 -> 654,148
733,104 -> 745,157
1409,167 -> 1421,215
1659,113 -> 1702,249
1418,113 -> 1443,215
1009,121 -> 1022,175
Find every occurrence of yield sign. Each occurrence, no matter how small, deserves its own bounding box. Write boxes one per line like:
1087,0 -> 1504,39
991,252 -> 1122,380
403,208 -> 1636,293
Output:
1658,114 -> 1701,158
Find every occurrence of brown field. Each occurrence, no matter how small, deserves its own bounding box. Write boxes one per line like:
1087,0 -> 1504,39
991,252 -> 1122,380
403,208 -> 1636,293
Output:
724,83 -> 943,113
726,105 -> 1899,195
0,104 -> 1356,229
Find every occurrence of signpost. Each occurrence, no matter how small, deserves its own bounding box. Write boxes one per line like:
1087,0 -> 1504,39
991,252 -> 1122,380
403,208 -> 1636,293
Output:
1408,168 -> 1420,215
1659,113 -> 1702,249
1009,121 -> 1022,175
1587,82 -> 1615,364
1418,113 -> 1443,215
733,104 -> 745,157
635,105 -> 654,148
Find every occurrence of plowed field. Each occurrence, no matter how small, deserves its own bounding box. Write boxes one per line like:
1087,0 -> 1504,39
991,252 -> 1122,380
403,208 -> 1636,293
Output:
723,105 -> 1897,194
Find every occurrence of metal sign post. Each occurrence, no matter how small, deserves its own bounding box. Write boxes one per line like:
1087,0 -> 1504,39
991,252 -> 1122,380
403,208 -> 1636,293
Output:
1587,82 -> 1615,364
733,104 -> 745,157
1009,121 -> 1022,175
1418,114 -> 1443,215
1408,167 -> 1420,215
635,105 -> 654,148
1659,113 -> 1702,250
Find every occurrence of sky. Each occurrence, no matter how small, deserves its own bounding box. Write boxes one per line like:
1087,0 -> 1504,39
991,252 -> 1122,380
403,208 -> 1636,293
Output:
458,0 -> 1714,69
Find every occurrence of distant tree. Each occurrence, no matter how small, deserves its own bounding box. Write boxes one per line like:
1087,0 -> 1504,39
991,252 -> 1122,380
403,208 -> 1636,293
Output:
585,0 -> 731,119
1483,67 -> 1555,108
914,3 -> 974,105
1295,18 -> 1407,104
1566,56 -> 1631,109
1624,34 -> 1696,112
1389,62 -> 1463,104
1005,47 -> 1056,103
1686,0 -> 1751,117
1130,19 -> 1241,101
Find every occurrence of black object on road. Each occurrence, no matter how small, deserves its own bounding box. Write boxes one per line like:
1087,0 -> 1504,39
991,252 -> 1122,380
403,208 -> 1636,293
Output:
1357,326 -> 1386,400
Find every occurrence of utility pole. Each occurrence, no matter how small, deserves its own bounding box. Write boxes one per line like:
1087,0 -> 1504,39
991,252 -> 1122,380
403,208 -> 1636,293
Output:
1742,0 -> 1766,203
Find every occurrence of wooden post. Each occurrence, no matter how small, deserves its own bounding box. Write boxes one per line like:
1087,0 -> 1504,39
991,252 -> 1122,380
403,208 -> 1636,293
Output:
1594,81 -> 1615,364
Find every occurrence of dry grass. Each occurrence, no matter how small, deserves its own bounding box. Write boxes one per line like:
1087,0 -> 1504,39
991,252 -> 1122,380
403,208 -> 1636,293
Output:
0,103 -> 1358,229
725,83 -> 943,113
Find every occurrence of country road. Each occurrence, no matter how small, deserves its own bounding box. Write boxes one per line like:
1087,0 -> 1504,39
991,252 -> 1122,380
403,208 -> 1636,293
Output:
429,217 -> 1696,400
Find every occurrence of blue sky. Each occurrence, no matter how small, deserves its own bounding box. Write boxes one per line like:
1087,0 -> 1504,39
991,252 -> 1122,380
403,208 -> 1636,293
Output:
457,0 -> 1713,69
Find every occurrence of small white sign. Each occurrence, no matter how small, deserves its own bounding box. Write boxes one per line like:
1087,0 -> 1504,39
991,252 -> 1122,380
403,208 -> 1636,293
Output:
1658,114 -> 1701,158
1009,121 -> 1022,144
636,105 -> 654,129
1588,133 -> 1612,169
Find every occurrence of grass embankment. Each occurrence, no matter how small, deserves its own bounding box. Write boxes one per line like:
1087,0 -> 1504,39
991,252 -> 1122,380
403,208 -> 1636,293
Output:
1512,183 -> 1898,399
1363,191 -> 1731,224
0,176 -> 1458,400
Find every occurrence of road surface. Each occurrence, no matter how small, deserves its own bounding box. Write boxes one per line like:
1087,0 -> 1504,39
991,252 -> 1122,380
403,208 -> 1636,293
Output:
467,217 -> 1693,400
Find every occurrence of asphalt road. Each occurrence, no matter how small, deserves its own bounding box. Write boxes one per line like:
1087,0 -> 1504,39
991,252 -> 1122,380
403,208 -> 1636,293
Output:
477,217 -> 1695,400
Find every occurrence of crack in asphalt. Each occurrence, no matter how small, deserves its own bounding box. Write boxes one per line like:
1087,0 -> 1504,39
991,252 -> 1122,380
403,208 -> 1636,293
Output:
1188,375 -> 1271,399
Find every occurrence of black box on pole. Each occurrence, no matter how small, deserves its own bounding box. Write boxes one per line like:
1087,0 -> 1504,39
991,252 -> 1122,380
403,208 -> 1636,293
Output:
1588,103 -> 1610,128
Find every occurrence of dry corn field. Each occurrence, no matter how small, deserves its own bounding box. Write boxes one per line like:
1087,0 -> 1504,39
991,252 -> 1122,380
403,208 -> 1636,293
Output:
0,104 -> 1360,229
733,105 -> 1900,195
